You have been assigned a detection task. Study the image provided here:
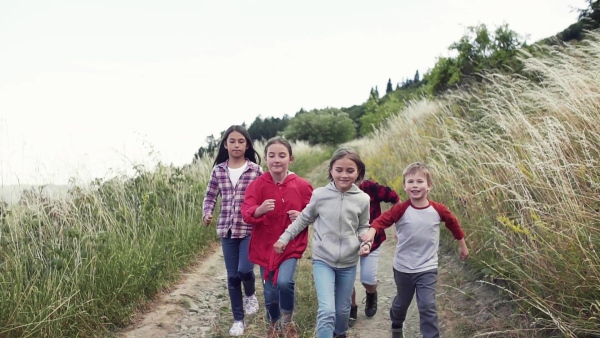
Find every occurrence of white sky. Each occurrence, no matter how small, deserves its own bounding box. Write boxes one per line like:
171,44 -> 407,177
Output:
0,0 -> 586,185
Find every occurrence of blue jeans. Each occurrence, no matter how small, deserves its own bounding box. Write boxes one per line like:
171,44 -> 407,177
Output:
312,260 -> 357,338
391,268 -> 439,338
260,258 -> 298,323
221,234 -> 256,321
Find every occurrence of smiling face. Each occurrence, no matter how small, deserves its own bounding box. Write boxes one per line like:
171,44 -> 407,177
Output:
330,156 -> 359,193
266,142 -> 293,177
224,131 -> 249,160
403,171 -> 431,204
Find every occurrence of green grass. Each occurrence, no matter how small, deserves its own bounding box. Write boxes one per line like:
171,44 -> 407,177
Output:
0,159 -> 218,337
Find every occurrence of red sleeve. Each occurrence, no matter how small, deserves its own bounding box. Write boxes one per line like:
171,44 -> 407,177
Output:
374,181 -> 401,204
430,201 -> 464,240
301,179 -> 314,208
241,179 -> 266,226
371,200 -> 411,230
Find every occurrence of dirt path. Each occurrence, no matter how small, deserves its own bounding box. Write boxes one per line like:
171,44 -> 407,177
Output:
348,227 -> 421,337
117,230 -> 416,338
117,227 -> 463,338
117,243 -> 231,338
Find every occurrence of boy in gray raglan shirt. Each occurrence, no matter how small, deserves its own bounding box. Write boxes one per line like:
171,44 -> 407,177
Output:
361,162 -> 469,338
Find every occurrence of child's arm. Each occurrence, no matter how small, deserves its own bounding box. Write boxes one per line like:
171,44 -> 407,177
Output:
286,179 -> 314,222
202,169 -> 220,226
357,198 -> 371,237
373,181 -> 401,204
241,179 -> 272,225
360,202 -> 406,243
457,238 -> 469,261
357,196 -> 371,255
274,194 -> 318,254
431,201 -> 469,260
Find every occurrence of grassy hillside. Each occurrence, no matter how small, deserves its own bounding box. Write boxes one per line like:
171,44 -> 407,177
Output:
346,32 -> 600,337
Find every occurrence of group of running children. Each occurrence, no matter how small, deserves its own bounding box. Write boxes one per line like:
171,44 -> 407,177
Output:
202,125 -> 470,338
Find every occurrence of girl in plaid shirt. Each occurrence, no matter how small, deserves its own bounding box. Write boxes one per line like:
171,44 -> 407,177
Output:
202,125 -> 264,336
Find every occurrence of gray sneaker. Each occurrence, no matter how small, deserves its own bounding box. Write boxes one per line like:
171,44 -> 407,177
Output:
244,293 -> 259,315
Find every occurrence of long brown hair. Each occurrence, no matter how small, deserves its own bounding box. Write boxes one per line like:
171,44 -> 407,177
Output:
326,147 -> 366,182
213,125 -> 261,167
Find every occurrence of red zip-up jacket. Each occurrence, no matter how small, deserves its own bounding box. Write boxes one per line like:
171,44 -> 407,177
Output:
242,172 -> 313,282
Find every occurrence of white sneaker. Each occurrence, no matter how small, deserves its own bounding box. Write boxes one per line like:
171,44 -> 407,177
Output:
229,320 -> 245,336
244,293 -> 259,315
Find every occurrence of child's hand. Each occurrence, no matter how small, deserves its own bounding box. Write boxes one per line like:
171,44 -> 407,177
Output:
459,246 -> 469,261
287,210 -> 300,222
203,214 -> 212,226
256,199 -> 276,217
458,239 -> 469,260
360,228 -> 376,243
359,243 -> 371,256
273,241 -> 286,254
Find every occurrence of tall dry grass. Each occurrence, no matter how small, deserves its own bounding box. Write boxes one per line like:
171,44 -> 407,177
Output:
356,33 -> 600,337
0,157 -> 216,337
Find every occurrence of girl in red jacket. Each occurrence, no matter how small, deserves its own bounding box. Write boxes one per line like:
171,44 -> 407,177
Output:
242,136 -> 314,338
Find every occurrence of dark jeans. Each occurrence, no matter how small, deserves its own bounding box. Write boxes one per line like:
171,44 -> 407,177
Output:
221,233 -> 256,321
391,268 -> 439,338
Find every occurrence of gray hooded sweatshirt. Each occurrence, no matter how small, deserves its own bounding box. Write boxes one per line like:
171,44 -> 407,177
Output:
278,181 -> 370,268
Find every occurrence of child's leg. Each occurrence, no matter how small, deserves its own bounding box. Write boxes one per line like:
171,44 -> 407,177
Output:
414,269 -> 439,338
221,236 -> 244,321
333,265 -> 357,336
279,259 -> 301,338
276,258 -> 298,323
360,247 -> 380,317
260,266 -> 281,323
312,260 -> 336,338
349,287 -> 357,328
390,268 -> 416,330
360,247 -> 380,292
237,235 -> 256,297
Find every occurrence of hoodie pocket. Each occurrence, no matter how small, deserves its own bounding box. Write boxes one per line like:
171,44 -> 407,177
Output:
313,234 -> 360,265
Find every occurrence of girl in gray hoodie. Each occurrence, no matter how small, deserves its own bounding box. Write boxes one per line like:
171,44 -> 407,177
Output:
274,147 -> 372,338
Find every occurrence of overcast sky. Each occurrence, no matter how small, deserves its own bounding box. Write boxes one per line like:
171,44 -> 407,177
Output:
0,0 -> 586,185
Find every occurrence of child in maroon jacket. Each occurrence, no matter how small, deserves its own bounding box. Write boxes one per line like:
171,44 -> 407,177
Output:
242,136 -> 313,338
349,178 -> 400,327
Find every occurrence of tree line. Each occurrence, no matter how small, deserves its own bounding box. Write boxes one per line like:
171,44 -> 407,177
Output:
194,0 -> 600,161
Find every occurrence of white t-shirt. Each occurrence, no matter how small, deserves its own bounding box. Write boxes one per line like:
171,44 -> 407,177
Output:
228,161 -> 248,187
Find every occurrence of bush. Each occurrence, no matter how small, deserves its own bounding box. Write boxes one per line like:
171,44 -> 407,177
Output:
283,108 -> 356,146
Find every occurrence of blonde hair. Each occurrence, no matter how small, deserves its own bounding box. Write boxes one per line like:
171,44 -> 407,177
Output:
402,162 -> 432,186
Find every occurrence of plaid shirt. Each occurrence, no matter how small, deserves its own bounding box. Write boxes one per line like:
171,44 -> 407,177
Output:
359,179 -> 400,251
202,160 -> 263,238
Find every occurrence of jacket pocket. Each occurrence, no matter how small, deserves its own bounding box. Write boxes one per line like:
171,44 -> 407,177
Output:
313,234 -> 360,265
